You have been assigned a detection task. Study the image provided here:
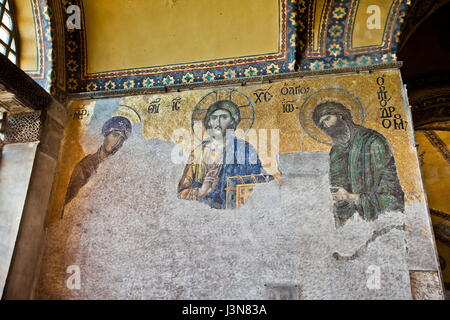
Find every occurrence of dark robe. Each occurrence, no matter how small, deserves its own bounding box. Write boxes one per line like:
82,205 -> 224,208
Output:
330,125 -> 404,226
64,149 -> 102,206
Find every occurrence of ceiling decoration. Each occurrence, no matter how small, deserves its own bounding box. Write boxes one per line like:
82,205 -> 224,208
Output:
63,0 -> 298,93
17,0 -> 417,95
15,0 -> 57,95
297,0 -> 410,71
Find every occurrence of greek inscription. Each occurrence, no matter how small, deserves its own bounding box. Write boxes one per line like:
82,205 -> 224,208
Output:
281,85 -> 310,96
73,108 -> 89,120
172,97 -> 181,111
148,98 -> 161,114
66,5 -> 81,30
253,87 -> 273,104
282,99 -> 297,113
376,76 -> 407,130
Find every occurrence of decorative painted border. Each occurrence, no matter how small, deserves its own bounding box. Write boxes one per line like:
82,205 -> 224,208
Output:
304,0 -> 332,58
24,0 -> 56,94
298,0 -> 411,71
67,62 -> 404,100
81,0 -> 288,79
23,0 -> 44,78
345,0 -> 401,54
64,0 -> 298,93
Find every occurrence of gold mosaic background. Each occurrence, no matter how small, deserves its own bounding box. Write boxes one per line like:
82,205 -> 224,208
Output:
48,68 -> 424,224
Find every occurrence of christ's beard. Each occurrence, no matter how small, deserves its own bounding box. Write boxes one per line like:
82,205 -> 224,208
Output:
207,128 -> 226,141
325,120 -> 351,144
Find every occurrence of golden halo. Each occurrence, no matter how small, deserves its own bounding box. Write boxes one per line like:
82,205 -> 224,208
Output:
298,88 -> 366,145
191,88 -> 255,142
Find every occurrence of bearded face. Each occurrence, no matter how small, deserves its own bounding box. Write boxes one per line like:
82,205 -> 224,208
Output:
319,114 -> 351,144
206,109 -> 234,140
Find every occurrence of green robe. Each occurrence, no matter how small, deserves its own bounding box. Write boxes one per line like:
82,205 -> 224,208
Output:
330,125 -> 404,227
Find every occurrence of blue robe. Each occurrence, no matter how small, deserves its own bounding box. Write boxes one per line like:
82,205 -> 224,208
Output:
178,136 -> 271,209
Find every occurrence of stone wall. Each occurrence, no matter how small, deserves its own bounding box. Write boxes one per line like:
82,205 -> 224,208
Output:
2,100 -> 66,299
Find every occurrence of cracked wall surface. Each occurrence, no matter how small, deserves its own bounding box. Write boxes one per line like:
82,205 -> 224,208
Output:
36,68 -> 443,299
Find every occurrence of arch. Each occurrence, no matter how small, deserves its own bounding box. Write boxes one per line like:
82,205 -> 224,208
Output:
297,0 -> 411,71
0,0 -> 19,65
11,0 -> 60,96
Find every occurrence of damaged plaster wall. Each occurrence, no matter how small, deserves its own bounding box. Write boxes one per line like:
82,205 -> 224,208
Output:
37,139 -> 414,299
36,69 -> 443,299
